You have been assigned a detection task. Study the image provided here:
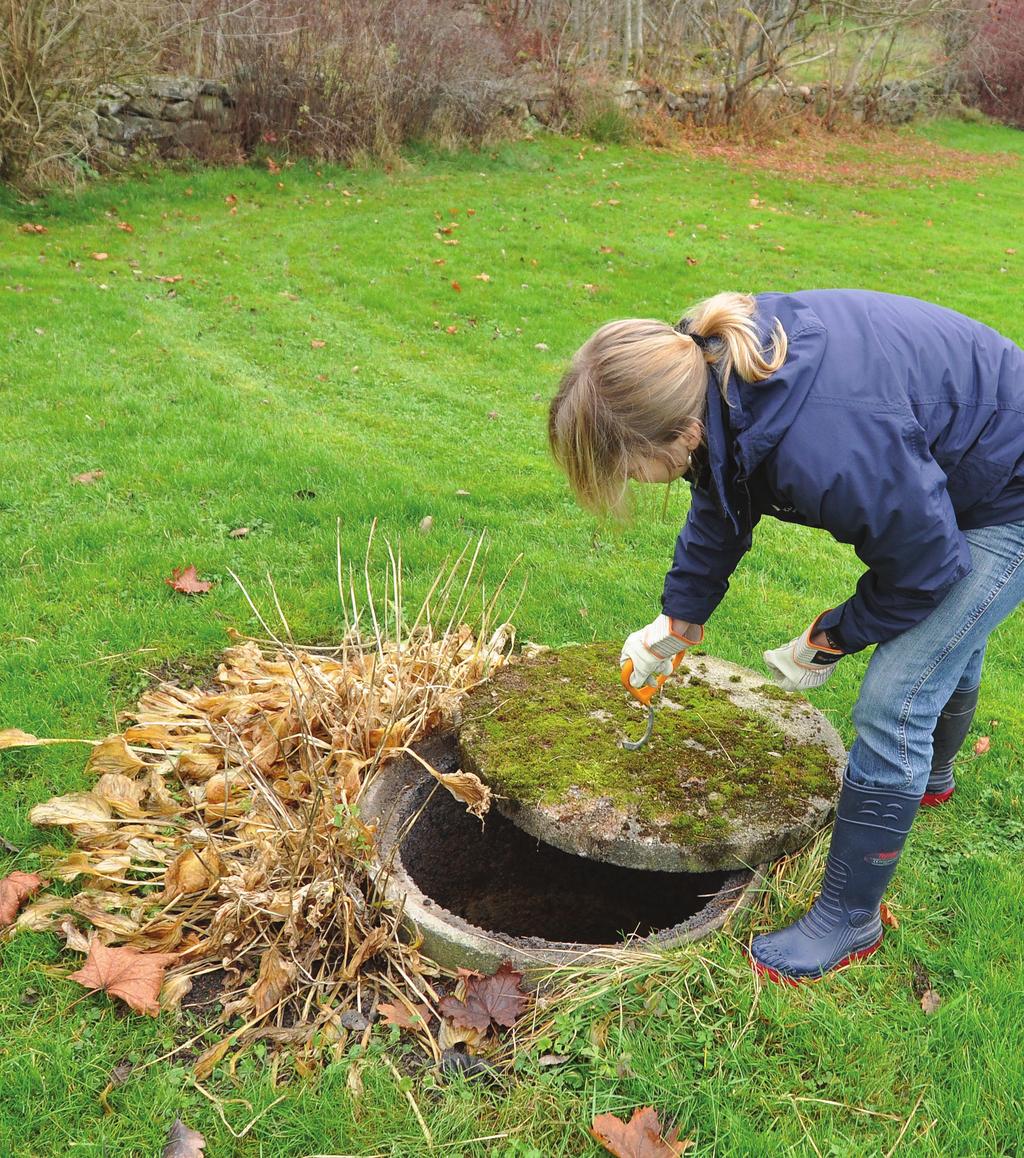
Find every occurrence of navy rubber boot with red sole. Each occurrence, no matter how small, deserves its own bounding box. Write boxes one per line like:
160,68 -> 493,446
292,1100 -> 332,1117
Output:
921,684 -> 979,807
749,773 -> 921,984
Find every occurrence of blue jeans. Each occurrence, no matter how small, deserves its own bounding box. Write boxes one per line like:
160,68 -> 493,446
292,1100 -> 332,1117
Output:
848,520 -> 1024,795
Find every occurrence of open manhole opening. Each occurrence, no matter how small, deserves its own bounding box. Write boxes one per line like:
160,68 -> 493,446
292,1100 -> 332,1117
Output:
397,775 -> 754,947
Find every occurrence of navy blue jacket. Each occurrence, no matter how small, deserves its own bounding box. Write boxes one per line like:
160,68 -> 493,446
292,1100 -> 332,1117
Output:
661,290 -> 1024,652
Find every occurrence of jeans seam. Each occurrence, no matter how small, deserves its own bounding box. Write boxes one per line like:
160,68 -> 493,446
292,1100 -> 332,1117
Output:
896,540 -> 1024,785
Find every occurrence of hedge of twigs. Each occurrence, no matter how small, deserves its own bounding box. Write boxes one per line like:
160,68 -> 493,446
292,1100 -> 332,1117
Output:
4,531 -> 521,1072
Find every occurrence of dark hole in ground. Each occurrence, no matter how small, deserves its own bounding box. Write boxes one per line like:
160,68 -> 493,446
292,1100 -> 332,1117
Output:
400,782 -> 742,944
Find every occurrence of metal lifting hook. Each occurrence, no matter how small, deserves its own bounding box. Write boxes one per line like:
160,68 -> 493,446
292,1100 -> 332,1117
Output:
618,653 -> 683,750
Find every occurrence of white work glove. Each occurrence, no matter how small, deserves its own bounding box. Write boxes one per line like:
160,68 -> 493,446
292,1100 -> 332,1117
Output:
620,614 -> 704,689
763,617 -> 844,692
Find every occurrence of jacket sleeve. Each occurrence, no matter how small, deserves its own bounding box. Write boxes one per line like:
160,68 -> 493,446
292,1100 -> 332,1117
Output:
660,484 -> 757,624
778,410 -> 973,653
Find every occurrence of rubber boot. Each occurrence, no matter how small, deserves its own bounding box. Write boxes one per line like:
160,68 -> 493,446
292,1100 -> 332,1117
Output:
749,772 -> 921,984
922,684 -> 979,807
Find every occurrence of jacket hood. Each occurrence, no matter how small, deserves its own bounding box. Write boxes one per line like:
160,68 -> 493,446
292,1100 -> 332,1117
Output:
702,293 -> 828,533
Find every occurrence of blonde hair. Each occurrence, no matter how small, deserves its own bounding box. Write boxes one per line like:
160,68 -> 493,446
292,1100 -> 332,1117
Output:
548,292 -> 787,517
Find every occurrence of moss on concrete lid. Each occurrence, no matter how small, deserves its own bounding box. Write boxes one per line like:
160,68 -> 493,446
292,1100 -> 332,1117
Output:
458,643 -> 846,873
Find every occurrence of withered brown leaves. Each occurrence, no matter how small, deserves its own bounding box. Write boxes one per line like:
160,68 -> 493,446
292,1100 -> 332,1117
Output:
0,871 -> 44,926
920,989 -> 942,1014
439,963 -> 528,1032
974,736 -> 991,755
165,565 -> 213,595
163,1118 -> 206,1157
379,1001 -> 432,1031
590,1107 -> 693,1158
69,941 -> 178,1016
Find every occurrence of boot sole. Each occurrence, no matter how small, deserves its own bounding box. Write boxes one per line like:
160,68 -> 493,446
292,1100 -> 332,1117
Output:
748,934 -> 884,987
920,787 -> 955,807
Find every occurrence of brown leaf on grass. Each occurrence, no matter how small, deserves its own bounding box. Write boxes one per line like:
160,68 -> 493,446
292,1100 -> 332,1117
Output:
450,280 -> 462,292
974,736 -> 991,755
165,565 -> 213,595
86,735 -> 145,778
73,470 -> 105,484
474,272 -> 491,281
0,728 -> 44,750
920,989 -> 942,1014
91,252 -> 109,261
117,222 -> 134,233
156,274 -> 183,284
590,1107 -> 692,1157
879,902 -> 899,930
69,940 -> 178,1016
17,222 -> 47,233
439,962 -> 528,1032
163,1118 -> 206,1157
310,339 -> 326,348
29,791 -> 114,835
0,871 -> 44,926
379,1001 -> 432,1031
229,526 -> 250,538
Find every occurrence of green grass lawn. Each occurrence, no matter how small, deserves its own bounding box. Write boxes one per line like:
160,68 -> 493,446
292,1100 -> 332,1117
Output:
2,118 -> 1023,1156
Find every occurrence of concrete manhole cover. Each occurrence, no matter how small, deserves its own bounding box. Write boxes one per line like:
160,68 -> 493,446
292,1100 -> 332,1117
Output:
458,643 -> 846,873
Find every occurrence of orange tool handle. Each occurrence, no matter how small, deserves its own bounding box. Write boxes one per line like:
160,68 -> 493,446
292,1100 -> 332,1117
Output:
620,652 -> 683,706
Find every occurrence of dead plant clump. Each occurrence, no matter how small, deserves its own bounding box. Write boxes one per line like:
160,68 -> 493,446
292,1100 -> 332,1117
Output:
1,537 -> 527,1073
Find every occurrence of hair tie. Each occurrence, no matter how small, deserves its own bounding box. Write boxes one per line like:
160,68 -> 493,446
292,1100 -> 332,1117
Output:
673,321 -> 709,350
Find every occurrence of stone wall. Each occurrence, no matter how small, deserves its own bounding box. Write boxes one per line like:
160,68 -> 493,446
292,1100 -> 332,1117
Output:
83,77 -> 238,161
609,77 -> 941,126
83,71 -> 940,164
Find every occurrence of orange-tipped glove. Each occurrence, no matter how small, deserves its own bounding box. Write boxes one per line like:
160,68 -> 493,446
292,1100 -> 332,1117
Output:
763,615 -> 844,692
619,615 -> 704,690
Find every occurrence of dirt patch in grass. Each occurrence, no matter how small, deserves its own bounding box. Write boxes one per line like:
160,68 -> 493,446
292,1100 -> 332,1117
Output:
643,117 -> 1017,186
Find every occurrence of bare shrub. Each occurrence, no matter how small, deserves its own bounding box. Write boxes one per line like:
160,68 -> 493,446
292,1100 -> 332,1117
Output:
161,0 -> 519,163
0,0 -> 162,191
962,0 -> 1024,127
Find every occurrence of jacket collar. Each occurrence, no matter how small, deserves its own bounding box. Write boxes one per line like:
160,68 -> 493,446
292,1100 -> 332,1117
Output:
698,295 -> 828,533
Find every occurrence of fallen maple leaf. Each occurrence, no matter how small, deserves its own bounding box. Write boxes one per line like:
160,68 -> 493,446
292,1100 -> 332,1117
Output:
17,222 -> 47,234
0,871 -> 44,926
117,221 -> 134,232
311,339 -> 326,348
920,989 -> 942,1014
69,940 -> 177,1016
163,1118 -> 206,1157
379,1001 -> 432,1030
165,565 -> 213,595
974,736 -> 990,755
590,1107 -> 692,1157
439,962 -> 527,1032
450,280 -> 462,292
73,470 -> 105,484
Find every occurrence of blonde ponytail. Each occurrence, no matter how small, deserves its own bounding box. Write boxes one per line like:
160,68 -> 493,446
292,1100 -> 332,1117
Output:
681,292 -> 787,387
